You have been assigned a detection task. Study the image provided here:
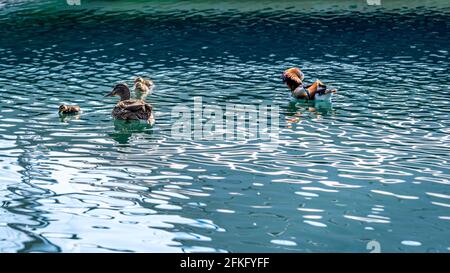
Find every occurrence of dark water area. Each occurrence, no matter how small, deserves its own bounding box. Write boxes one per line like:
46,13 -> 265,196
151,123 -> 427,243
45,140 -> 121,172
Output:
0,1 -> 449,252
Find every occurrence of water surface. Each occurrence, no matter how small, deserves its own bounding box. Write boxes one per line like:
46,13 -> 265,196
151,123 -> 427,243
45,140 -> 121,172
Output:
0,0 -> 449,252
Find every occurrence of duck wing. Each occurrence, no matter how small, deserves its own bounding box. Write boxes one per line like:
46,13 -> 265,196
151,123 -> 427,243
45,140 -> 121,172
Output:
112,100 -> 153,122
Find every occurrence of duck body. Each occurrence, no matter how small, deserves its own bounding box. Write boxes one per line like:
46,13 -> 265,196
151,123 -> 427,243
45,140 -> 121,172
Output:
291,84 -> 334,101
112,99 -> 155,124
106,83 -> 155,125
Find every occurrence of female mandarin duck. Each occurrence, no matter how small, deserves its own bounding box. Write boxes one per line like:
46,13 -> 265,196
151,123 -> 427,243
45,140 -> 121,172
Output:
282,67 -> 336,101
105,83 -> 155,125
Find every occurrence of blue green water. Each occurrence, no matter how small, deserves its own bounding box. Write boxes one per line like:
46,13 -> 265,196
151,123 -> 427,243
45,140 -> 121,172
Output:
0,0 -> 449,252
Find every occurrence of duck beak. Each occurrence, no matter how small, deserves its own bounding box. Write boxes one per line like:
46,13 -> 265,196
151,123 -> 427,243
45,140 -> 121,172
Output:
105,91 -> 114,97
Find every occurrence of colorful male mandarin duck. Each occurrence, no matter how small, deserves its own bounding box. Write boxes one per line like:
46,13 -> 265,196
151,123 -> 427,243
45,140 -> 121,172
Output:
282,67 -> 336,101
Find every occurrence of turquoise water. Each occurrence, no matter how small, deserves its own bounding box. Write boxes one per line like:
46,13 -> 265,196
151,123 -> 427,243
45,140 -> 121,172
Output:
0,1 -> 449,252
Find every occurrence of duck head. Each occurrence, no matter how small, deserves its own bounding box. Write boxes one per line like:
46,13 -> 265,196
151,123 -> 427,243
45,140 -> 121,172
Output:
105,83 -> 131,101
59,104 -> 68,113
134,76 -> 145,84
134,76 -> 154,87
282,67 -> 304,92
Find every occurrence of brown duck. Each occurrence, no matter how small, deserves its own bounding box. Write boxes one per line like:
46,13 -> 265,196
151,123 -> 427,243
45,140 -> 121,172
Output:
105,83 -> 155,124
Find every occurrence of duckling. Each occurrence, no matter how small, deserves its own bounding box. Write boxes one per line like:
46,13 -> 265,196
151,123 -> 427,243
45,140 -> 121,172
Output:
105,83 -> 155,125
59,104 -> 80,114
134,76 -> 154,99
134,81 -> 150,100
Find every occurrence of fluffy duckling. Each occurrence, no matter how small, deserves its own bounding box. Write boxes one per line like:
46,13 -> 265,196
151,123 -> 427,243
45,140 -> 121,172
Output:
59,104 -> 80,114
105,83 -> 155,125
134,76 -> 154,99
134,81 -> 150,100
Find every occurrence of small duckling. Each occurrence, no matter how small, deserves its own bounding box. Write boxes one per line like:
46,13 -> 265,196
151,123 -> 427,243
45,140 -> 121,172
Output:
59,104 -> 80,114
134,76 -> 154,99
134,81 -> 150,100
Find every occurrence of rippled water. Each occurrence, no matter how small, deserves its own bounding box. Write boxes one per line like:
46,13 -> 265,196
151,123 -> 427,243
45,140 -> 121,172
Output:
0,0 -> 449,252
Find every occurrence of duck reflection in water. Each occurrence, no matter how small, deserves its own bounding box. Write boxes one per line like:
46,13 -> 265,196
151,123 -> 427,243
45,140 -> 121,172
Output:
109,119 -> 154,144
285,99 -> 335,128
59,114 -> 81,123
58,104 -> 81,123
